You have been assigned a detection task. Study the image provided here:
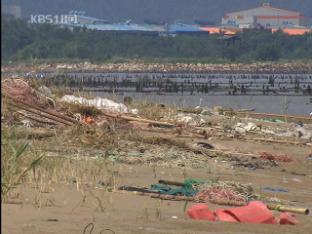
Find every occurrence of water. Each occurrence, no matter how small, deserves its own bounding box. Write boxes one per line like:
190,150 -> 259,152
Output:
92,92 -> 312,115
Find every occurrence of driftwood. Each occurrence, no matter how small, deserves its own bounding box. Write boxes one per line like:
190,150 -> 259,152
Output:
253,138 -> 308,146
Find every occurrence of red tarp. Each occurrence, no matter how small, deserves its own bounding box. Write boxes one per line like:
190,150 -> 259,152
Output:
187,201 -> 298,225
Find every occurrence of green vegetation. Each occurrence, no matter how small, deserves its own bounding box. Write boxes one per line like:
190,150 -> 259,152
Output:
1,128 -> 43,201
2,18 -> 312,63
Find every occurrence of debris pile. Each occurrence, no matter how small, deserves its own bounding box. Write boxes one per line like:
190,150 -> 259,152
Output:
259,152 -> 293,163
2,79 -> 52,108
194,180 -> 258,202
61,95 -> 129,113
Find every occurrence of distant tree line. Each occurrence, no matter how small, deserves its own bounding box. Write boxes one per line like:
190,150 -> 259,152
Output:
2,18 -> 312,63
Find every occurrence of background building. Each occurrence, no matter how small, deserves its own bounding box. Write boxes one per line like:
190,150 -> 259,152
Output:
222,3 -> 306,29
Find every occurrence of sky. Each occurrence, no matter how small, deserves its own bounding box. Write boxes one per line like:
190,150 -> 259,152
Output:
2,0 -> 312,24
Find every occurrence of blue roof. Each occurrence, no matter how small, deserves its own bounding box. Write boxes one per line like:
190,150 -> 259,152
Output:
86,23 -> 165,32
168,23 -> 202,33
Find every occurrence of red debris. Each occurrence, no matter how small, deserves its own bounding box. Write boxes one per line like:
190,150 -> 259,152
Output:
187,201 -> 298,225
2,79 -> 49,108
260,152 -> 293,163
83,116 -> 95,125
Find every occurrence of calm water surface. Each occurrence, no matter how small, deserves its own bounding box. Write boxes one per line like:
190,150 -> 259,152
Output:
92,92 -> 312,115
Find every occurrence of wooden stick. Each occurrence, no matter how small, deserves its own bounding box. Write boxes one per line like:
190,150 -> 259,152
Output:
150,193 -> 194,201
253,138 -> 308,146
101,112 -> 175,128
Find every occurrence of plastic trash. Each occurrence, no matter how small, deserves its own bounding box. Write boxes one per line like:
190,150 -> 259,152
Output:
61,95 -> 128,113
262,187 -> 288,193
187,201 -> 297,225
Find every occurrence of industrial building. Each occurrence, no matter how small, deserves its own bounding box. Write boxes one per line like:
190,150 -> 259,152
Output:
222,3 -> 306,29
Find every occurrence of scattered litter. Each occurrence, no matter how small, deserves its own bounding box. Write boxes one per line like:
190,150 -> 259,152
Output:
296,125 -> 312,140
38,86 -> 53,98
130,108 -> 139,115
291,178 -> 302,183
307,154 -> 312,160
187,202 -> 298,225
261,118 -> 285,123
83,116 -> 95,125
197,142 -> 214,149
263,187 -> 289,193
171,216 -> 178,219
61,95 -> 129,113
150,179 -> 203,197
234,122 -> 260,135
259,152 -> 293,163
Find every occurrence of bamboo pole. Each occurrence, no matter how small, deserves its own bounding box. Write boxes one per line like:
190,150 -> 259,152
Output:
115,189 -> 309,215
101,112 -> 175,128
266,204 -> 309,215
16,110 -> 57,125
149,194 -> 309,215
3,94 -> 78,124
7,101 -> 74,126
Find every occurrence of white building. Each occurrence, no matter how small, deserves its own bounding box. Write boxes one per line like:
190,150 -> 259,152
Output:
222,3 -> 306,29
